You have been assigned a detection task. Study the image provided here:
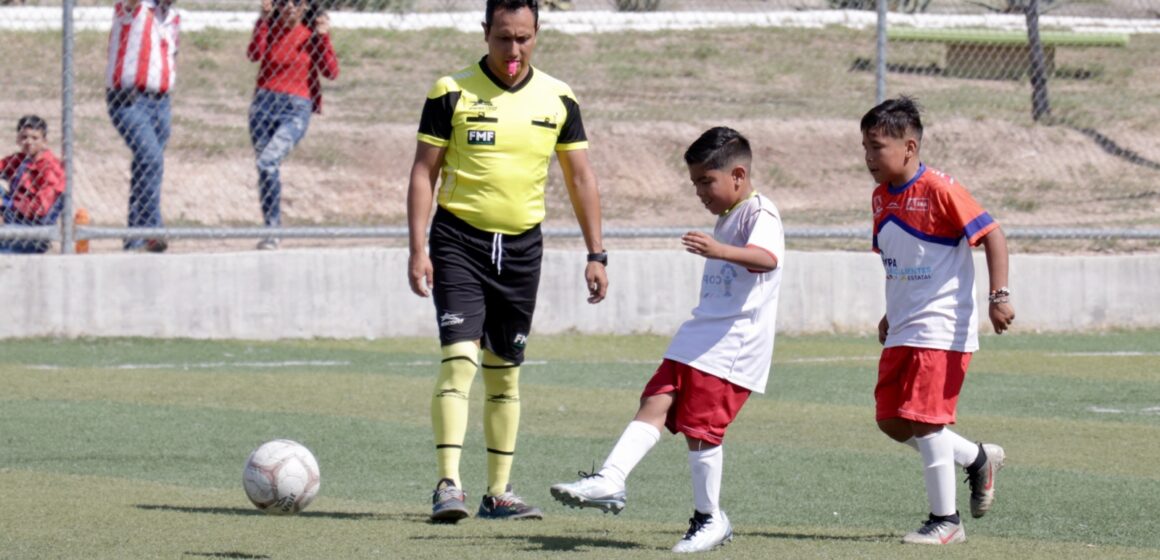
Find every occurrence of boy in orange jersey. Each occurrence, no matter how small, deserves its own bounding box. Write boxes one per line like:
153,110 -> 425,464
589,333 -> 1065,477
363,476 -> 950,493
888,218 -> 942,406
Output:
862,96 -> 1015,545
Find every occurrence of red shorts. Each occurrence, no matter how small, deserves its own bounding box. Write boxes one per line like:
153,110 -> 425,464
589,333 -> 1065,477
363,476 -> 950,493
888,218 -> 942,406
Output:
875,346 -> 971,424
642,359 -> 751,446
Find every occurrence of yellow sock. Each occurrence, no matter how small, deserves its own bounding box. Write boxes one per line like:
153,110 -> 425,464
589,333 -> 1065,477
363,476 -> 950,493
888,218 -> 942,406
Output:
482,350 -> 520,496
431,341 -> 478,487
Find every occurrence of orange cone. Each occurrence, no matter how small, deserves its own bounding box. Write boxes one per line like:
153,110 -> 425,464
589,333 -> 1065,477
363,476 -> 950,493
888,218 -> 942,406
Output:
74,208 -> 90,254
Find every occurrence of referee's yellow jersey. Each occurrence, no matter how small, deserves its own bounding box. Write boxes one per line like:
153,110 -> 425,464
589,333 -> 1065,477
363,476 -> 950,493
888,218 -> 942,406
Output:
417,57 -> 589,235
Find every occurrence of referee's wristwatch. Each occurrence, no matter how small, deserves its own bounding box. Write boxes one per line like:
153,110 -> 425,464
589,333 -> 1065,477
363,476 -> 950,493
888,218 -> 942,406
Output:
587,251 -> 608,266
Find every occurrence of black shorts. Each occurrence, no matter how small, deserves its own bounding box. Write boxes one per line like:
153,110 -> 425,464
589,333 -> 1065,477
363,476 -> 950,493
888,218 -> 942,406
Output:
429,206 -> 543,364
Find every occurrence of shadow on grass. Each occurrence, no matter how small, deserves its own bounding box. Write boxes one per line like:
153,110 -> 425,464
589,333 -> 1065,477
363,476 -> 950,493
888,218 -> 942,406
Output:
410,534 -> 646,552
748,531 -> 897,543
184,553 -> 270,559
135,504 -> 425,522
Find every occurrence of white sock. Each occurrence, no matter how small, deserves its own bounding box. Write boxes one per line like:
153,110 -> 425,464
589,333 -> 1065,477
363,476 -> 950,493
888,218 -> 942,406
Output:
598,421 -> 661,488
903,431 -> 978,467
943,428 -> 981,467
916,429 -> 957,517
688,445 -> 723,516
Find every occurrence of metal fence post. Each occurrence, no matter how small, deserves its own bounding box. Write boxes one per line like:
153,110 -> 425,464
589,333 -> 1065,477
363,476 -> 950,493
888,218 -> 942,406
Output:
876,0 -> 887,104
60,0 -> 76,254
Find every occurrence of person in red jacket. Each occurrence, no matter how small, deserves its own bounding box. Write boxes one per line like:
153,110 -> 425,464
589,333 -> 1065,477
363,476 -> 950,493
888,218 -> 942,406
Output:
247,0 -> 339,250
0,115 -> 65,254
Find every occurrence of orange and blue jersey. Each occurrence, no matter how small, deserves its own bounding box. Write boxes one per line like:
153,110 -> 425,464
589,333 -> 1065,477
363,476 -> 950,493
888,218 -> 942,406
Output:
872,164 -> 998,352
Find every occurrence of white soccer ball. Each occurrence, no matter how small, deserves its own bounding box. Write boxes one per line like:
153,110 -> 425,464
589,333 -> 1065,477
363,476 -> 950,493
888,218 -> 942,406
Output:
242,439 -> 321,515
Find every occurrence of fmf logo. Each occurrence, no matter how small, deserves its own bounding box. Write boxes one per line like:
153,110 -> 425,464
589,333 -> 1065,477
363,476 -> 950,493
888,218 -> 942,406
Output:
873,195 -> 884,215
468,130 -> 495,145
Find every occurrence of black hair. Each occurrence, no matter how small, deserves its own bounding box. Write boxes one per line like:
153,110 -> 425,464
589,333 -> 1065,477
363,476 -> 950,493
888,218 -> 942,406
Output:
272,0 -> 323,29
17,114 -> 47,136
860,95 -> 923,142
485,0 -> 539,28
684,126 -> 752,171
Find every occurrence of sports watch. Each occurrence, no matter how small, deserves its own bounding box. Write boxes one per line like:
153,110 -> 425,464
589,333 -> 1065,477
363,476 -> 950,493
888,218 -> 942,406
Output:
586,251 -> 608,266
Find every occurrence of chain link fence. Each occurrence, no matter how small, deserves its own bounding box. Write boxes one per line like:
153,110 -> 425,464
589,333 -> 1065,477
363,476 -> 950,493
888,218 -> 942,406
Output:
0,0 -> 1157,254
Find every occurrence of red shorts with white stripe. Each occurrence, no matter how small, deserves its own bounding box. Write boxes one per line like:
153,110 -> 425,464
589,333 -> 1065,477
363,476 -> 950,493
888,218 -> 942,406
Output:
642,359 -> 751,446
875,346 -> 971,425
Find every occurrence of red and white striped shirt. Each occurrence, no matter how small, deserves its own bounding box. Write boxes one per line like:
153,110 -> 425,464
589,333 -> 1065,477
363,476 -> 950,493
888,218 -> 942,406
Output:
106,0 -> 181,93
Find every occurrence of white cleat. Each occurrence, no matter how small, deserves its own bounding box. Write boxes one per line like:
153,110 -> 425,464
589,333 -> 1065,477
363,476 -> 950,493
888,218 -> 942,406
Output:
902,514 -> 967,545
549,472 -> 626,514
672,510 -> 732,553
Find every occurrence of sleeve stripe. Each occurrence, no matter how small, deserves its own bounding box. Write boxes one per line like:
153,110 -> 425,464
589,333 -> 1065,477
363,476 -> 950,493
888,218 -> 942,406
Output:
964,212 -> 997,245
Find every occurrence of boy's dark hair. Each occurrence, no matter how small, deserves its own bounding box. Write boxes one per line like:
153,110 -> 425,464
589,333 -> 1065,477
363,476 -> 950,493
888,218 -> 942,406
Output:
860,96 -> 923,142
684,126 -> 752,171
17,115 -> 47,136
485,0 -> 539,28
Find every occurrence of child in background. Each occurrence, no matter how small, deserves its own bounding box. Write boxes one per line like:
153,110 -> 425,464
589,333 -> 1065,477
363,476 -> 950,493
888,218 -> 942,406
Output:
0,115 -> 65,254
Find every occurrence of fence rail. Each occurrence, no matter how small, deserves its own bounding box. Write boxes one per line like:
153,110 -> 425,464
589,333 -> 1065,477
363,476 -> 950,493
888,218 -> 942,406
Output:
0,0 -> 1156,254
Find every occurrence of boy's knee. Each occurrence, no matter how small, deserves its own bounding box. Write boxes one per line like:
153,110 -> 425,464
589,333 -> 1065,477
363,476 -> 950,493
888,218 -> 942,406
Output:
877,418 -> 912,442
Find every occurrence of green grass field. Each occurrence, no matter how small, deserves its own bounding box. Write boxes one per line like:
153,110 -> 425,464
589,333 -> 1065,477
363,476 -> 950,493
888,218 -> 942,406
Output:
2,331 -> 1159,559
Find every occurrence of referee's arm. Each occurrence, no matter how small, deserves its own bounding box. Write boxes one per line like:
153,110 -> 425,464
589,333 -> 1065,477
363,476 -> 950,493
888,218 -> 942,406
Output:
559,149 -> 608,303
406,141 -> 446,297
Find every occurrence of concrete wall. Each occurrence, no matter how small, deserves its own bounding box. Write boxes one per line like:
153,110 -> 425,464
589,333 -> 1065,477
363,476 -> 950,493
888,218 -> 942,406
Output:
0,249 -> 1157,339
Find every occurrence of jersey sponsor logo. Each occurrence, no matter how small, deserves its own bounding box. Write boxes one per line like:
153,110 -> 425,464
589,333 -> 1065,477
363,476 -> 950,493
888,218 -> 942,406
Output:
702,263 -> 738,298
468,97 -> 495,111
906,197 -> 930,212
468,130 -> 496,145
881,256 -> 932,281
439,312 -> 465,327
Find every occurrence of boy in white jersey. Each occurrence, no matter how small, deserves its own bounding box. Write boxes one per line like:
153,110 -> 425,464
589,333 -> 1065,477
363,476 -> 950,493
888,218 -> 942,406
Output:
862,97 -> 1016,545
550,127 -> 784,553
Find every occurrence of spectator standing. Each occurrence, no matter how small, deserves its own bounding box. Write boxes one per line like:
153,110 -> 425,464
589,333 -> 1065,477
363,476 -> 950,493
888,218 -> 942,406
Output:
247,0 -> 339,250
106,0 -> 180,253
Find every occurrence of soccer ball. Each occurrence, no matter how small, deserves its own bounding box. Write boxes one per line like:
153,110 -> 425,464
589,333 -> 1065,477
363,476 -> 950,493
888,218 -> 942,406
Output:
242,439 -> 321,515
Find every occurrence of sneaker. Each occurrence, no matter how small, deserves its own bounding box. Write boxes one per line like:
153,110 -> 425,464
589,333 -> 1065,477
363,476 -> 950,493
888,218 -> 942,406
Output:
256,238 -> 280,251
477,485 -> 543,520
672,510 -> 732,553
125,239 -> 168,253
902,514 -> 966,545
430,478 -> 470,523
550,472 -> 627,514
966,443 -> 1005,518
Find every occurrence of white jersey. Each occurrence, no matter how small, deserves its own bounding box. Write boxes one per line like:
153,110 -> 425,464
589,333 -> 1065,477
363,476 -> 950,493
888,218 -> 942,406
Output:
664,192 -> 785,394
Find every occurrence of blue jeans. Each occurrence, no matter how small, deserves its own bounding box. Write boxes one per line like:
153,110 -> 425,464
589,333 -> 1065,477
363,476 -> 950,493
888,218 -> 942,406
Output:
249,90 -> 312,228
0,237 -> 50,254
107,89 -> 170,249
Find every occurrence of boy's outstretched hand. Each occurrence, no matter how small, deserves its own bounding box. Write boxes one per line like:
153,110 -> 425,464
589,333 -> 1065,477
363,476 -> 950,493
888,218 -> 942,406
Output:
681,230 -> 723,259
989,301 -> 1015,334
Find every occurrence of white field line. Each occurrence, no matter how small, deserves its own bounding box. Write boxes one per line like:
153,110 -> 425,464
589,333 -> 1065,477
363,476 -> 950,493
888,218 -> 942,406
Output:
30,360 -> 350,370
3,8 -> 1159,34
1048,351 -> 1160,357
1087,406 -> 1160,415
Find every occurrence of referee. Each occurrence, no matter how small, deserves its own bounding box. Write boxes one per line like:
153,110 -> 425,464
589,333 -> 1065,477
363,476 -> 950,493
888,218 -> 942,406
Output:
406,0 -> 608,523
